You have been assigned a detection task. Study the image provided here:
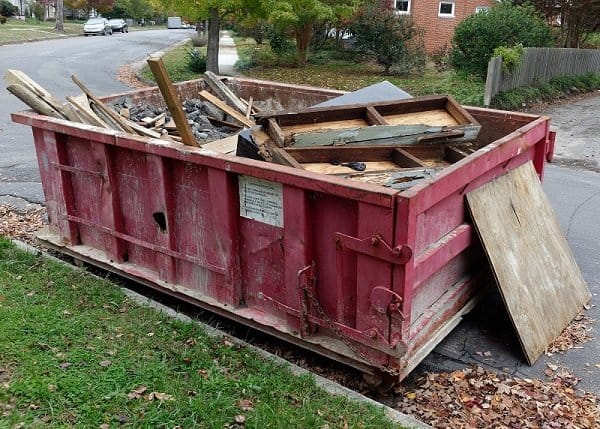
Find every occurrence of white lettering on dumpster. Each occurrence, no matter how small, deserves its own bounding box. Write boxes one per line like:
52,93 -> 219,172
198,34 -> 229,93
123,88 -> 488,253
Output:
239,176 -> 283,227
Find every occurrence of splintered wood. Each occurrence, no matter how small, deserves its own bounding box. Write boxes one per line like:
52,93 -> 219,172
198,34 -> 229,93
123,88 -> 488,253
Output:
5,68 -> 257,148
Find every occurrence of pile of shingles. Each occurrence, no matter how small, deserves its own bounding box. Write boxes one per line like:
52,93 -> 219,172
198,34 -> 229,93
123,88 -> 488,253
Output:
5,63 -> 256,149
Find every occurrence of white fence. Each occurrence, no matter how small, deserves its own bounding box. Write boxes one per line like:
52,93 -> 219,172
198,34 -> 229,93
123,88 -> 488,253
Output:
484,47 -> 600,106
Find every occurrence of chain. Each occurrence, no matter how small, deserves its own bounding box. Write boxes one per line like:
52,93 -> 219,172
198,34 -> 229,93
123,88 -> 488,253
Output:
301,276 -> 392,373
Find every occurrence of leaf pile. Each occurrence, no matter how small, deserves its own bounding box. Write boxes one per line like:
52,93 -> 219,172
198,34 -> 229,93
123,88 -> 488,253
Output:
0,206 -> 46,244
396,366 -> 599,428
546,310 -> 594,355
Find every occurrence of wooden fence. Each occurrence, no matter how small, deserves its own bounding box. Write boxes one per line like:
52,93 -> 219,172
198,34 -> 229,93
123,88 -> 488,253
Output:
484,47 -> 600,106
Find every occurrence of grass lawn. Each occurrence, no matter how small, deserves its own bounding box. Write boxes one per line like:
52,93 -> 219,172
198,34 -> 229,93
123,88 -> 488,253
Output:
0,238 -> 402,428
0,18 -> 84,44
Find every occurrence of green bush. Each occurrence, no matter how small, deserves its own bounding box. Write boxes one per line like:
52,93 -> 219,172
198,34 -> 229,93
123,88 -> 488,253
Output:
493,43 -> 524,73
349,0 -> 425,75
31,1 -> 44,22
0,0 -> 17,17
266,27 -> 295,55
186,48 -> 207,73
0,15 -> 6,24
450,3 -> 552,77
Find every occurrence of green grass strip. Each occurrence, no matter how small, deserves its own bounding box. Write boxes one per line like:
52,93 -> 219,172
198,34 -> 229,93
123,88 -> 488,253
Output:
0,238 -> 402,428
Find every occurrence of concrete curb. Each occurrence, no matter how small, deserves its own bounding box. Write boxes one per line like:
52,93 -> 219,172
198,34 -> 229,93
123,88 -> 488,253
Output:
10,239 -> 431,429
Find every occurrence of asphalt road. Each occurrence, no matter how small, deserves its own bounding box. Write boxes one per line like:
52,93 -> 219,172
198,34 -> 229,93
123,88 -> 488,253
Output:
0,28 -> 194,206
1,31 -> 599,394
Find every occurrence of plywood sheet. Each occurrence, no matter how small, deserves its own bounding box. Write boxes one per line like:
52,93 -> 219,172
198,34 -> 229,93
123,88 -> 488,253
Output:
384,109 -> 458,126
283,119 -> 368,135
466,162 -> 590,365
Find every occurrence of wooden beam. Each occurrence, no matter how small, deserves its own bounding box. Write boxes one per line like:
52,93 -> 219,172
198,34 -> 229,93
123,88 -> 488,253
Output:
391,148 -> 428,168
146,57 -> 199,147
366,105 -> 387,125
66,95 -> 108,127
270,147 -> 304,169
267,118 -> 285,148
203,71 -> 247,113
245,96 -> 253,119
7,84 -> 64,119
71,75 -> 136,134
198,90 -> 255,128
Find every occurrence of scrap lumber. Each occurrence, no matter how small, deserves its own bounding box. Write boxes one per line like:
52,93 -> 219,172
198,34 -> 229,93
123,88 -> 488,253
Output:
203,71 -> 247,114
66,94 -> 108,127
245,96 -> 253,119
146,57 -> 199,147
198,90 -> 255,128
7,84 -> 65,119
5,69 -> 73,120
71,75 -> 136,134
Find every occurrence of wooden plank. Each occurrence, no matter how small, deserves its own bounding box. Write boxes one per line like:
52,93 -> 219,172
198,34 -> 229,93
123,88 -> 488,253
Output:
71,75 -> 136,134
245,96 -> 253,118
203,71 -> 247,113
201,135 -> 239,154
466,162 -> 591,365
391,148 -> 428,167
283,119 -> 368,135
383,109 -> 458,127
267,118 -> 285,147
270,147 -> 304,169
66,95 -> 108,127
365,105 -> 387,125
146,58 -> 198,147
198,90 -> 255,128
292,124 -> 445,147
302,161 -> 397,175
285,144 -> 446,163
444,145 -> 470,163
7,84 -> 65,119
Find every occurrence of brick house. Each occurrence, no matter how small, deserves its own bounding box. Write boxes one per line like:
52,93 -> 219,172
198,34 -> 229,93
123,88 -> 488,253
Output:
390,0 -> 497,52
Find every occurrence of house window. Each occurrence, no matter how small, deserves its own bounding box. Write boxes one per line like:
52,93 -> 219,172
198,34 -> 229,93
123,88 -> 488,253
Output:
394,0 -> 410,14
438,1 -> 455,17
475,6 -> 490,13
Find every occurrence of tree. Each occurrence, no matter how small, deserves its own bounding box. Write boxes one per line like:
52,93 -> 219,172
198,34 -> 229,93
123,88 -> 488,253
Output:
349,0 -> 424,74
450,3 -> 553,77
55,0 -> 64,31
267,0 -> 333,63
514,0 -> 600,48
0,0 -> 18,16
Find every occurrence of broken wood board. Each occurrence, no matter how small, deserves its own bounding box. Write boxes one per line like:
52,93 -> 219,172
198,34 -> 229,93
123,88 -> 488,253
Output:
291,125 -> 459,147
283,119 -> 368,136
7,84 -> 65,119
147,57 -> 198,147
466,162 -> 591,365
198,90 -> 255,128
200,135 -> 238,154
203,71 -> 247,114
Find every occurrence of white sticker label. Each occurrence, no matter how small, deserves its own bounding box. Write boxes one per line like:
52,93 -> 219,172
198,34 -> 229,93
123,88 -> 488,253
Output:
239,176 -> 284,227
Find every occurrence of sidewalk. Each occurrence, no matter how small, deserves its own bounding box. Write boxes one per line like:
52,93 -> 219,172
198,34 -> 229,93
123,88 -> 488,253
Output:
218,31 -> 239,76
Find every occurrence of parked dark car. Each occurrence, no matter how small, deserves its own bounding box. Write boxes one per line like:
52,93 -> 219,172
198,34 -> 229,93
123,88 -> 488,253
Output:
108,18 -> 128,33
83,18 -> 112,36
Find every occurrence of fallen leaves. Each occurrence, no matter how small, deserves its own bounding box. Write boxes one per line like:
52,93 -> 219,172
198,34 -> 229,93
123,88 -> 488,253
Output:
546,310 -> 594,355
0,205 -> 46,243
126,386 -> 174,402
396,366 -> 600,428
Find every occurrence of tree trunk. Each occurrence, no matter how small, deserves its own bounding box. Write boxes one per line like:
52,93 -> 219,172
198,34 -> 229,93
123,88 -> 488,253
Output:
295,23 -> 312,63
206,8 -> 220,74
54,0 -> 64,32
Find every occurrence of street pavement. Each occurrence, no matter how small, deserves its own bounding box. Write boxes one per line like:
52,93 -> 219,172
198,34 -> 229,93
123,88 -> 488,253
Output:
1,30 -> 599,396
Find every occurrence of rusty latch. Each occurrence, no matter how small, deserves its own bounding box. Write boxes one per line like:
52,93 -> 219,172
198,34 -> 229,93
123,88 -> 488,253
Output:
370,286 -> 406,320
335,233 -> 413,264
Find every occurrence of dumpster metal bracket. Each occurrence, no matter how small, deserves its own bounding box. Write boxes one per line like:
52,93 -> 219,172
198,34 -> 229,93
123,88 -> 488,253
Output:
334,233 -> 412,264
370,286 -> 406,320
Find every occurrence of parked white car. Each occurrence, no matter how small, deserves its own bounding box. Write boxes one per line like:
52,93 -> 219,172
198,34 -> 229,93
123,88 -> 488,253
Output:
83,18 -> 113,36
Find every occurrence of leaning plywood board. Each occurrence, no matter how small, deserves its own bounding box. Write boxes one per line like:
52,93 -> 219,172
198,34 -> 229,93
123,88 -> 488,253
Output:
466,162 -> 590,364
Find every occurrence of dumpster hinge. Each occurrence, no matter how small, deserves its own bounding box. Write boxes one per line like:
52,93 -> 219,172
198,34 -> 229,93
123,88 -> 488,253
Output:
370,286 -> 406,320
335,233 -> 412,264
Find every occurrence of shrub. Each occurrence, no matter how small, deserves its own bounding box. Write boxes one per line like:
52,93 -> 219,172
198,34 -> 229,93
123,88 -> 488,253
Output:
187,48 -> 206,73
450,3 -> 552,77
349,0 -> 425,75
0,0 -> 17,17
31,1 -> 44,22
190,32 -> 207,47
266,27 -> 295,55
430,44 -> 451,72
0,15 -> 6,24
493,43 -> 524,74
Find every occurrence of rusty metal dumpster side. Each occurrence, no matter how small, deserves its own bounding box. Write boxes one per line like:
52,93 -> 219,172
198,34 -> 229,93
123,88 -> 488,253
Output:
11,80 -> 553,379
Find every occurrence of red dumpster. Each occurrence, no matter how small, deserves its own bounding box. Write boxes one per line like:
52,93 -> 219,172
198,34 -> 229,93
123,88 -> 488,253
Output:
11,77 -> 553,382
